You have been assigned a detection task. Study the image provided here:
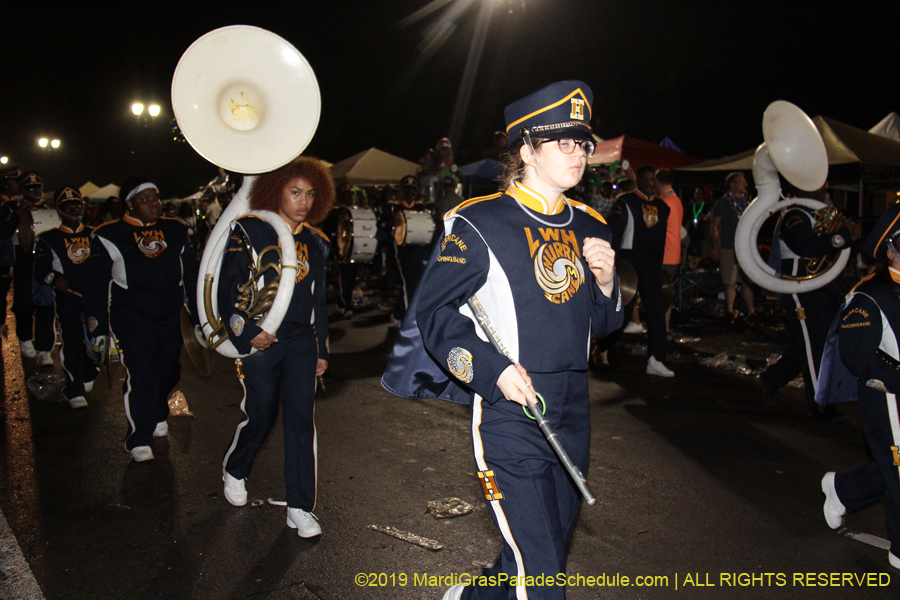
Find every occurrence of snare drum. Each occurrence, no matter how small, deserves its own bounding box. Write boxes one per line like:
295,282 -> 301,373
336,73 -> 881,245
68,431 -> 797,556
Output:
336,207 -> 378,263
32,207 -> 61,236
392,210 -> 435,246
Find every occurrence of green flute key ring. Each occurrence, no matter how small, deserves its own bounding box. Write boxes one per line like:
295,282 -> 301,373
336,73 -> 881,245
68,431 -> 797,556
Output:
523,391 -> 547,420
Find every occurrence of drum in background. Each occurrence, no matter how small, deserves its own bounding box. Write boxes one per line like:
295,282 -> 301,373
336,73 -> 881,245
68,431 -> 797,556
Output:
392,210 -> 435,246
336,207 -> 378,263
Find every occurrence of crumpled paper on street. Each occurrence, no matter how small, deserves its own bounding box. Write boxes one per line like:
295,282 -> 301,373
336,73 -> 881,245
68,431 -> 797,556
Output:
699,352 -> 753,375
168,390 -> 193,416
26,373 -> 66,401
426,497 -> 474,519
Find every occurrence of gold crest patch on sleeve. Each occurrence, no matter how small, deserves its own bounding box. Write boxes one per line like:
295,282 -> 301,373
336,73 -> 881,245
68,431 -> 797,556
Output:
477,470 -> 503,501
447,347 -> 474,383
230,314 -> 245,336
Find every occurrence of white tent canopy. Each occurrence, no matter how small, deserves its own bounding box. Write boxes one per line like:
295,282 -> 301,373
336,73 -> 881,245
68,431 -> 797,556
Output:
79,181 -> 100,197
329,148 -> 419,185
870,112 -> 900,141
83,183 -> 120,200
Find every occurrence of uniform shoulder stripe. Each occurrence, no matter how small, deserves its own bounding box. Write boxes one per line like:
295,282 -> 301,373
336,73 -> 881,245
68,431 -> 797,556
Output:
447,193 -> 502,218
92,219 -> 120,233
569,199 -> 607,224
305,224 -> 330,243
847,273 -> 877,298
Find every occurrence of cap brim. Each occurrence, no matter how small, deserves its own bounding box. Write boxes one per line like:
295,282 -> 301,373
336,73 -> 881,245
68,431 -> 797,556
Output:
535,126 -> 593,141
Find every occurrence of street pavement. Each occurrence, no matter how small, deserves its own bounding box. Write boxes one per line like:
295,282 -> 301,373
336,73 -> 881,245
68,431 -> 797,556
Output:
1,305 -> 899,600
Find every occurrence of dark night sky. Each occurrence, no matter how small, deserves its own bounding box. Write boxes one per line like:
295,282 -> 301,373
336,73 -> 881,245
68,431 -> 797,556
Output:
4,1 -> 899,196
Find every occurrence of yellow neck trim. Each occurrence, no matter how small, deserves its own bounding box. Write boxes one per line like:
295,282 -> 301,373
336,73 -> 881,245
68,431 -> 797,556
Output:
59,224 -> 84,234
890,266 -> 900,286
510,182 -> 566,215
124,213 -> 155,227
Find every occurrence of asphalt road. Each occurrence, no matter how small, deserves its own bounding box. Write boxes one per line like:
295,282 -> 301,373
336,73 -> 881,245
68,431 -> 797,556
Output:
1,305 -> 898,600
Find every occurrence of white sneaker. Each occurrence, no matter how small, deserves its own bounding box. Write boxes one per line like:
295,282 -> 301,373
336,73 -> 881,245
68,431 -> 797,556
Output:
646,356 -> 674,377
286,508 -> 322,537
130,446 -> 154,462
84,380 -> 94,393
153,421 -> 169,438
20,340 -> 36,358
442,584 -> 465,600
623,321 -> 645,334
821,472 -> 846,529
37,351 -> 53,366
890,552 -> 900,570
223,472 -> 247,506
68,396 -> 88,409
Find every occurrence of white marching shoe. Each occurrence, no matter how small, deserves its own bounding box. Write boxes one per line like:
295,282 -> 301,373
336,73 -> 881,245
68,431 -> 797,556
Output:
623,321 -> 645,334
286,508 -> 322,538
442,584 -> 465,600
821,472 -> 846,529
130,446 -> 154,462
84,380 -> 94,393
890,551 -> 900,569
646,356 -> 674,377
20,340 -> 36,358
37,351 -> 53,366
153,421 -> 169,438
68,396 -> 88,409
223,471 -> 247,507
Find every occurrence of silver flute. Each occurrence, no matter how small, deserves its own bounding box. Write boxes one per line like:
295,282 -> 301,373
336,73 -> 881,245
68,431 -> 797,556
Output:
465,295 -> 596,505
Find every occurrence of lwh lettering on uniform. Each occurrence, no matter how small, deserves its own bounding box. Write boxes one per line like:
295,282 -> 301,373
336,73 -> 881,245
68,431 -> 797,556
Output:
524,227 -> 585,304
277,238 -> 310,282
134,230 -> 167,258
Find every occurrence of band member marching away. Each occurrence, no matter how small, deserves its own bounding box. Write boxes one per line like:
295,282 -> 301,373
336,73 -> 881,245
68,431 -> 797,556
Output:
383,81 -> 622,600
33,186 -> 98,408
85,176 -> 200,462
818,201 -> 900,570
391,175 -> 432,324
219,157 -> 332,538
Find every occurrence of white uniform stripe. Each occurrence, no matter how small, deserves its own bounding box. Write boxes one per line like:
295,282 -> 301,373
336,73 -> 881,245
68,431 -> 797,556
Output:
111,325 -> 136,448
312,376 -> 318,511
885,393 -> 900,483
472,395 -> 528,600
222,362 -> 250,471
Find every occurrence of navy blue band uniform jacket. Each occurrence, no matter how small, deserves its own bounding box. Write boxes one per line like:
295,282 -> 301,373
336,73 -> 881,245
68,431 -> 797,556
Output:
85,214 -> 200,334
34,223 -> 95,293
607,190 -> 669,256
217,215 -> 330,359
385,182 -> 623,404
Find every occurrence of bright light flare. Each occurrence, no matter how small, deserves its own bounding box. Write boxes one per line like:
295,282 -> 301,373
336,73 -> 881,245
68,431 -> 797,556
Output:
38,138 -> 49,148
148,104 -> 161,117
50,139 -> 60,149
132,103 -> 144,116
0,156 -> 8,164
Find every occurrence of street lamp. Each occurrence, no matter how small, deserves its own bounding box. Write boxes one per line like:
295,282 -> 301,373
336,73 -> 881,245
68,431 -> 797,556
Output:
148,104 -> 161,117
38,138 -> 48,148
132,102 -> 144,116
0,157 -> 8,164
50,139 -> 60,149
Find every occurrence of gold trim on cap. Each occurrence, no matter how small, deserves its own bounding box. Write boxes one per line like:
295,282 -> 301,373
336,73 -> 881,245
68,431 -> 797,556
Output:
506,88 -> 592,134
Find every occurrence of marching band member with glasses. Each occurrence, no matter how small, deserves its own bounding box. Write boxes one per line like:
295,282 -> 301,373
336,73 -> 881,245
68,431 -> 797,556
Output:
383,80 -> 622,600
218,157 -> 333,538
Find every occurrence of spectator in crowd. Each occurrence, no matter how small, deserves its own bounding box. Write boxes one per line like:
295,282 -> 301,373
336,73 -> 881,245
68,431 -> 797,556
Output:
712,172 -> 756,322
656,168 -> 683,331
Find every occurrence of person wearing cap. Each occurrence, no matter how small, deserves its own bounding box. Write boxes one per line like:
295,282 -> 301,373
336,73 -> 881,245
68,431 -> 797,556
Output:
33,186 -> 98,408
382,80 -> 622,600
759,188 -> 859,418
817,201 -> 900,570
84,176 -> 200,462
218,157 -> 332,538
391,175 -> 432,325
608,164 -> 674,377
8,171 -> 58,364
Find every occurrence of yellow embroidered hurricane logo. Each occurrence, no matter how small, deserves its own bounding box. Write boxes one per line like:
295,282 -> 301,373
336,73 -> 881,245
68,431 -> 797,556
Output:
525,227 -> 584,304
134,230 -> 167,258
642,204 -> 659,228
65,236 -> 91,264
294,241 -> 310,282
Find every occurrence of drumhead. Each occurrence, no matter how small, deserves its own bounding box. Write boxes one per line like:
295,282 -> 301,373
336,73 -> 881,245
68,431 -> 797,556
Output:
392,210 -> 407,246
336,207 -> 353,262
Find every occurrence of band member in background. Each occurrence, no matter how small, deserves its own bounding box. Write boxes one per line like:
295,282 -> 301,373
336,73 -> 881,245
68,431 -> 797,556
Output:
759,187 -> 858,419
391,175 -> 431,325
335,182 -> 364,318
85,176 -> 200,462
34,186 -> 98,408
10,172 -> 57,364
818,201 -> 900,570
0,167 -> 22,337
384,80 -> 622,600
218,157 -> 332,538
608,164 -> 673,376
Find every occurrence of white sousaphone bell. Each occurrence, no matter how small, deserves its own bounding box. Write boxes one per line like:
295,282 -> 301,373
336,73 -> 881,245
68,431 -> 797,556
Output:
734,100 -> 849,294
171,25 -> 321,368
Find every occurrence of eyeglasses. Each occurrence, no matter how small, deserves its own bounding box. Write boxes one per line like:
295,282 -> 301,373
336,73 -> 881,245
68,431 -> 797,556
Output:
547,139 -> 595,157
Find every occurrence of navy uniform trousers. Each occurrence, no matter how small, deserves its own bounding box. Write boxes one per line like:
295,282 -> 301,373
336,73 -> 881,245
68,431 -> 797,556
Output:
111,306 -> 181,450
834,385 -> 900,555
464,370 -> 589,600
13,246 -> 55,350
223,329 -> 318,511
55,292 -> 98,400
619,248 -> 667,362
